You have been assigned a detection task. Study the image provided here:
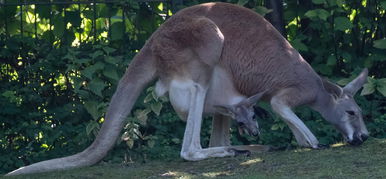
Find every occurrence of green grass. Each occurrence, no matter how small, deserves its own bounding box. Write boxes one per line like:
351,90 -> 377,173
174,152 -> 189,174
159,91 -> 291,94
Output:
4,138 -> 386,179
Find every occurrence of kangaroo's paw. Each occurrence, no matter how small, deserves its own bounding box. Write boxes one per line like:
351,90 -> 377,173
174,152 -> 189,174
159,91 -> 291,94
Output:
181,151 -> 207,161
228,148 -> 251,157
314,144 -> 330,149
181,147 -> 237,161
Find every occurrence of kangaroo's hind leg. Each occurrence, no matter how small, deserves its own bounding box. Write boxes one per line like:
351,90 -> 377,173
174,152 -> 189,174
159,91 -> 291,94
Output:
209,114 -> 231,147
152,16 -> 241,160
177,82 -> 242,160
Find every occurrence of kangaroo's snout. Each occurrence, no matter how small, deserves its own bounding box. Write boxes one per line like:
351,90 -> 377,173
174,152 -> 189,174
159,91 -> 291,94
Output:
347,134 -> 368,146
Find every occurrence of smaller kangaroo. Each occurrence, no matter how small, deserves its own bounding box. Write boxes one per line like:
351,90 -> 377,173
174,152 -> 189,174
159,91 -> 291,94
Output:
7,2 -> 368,176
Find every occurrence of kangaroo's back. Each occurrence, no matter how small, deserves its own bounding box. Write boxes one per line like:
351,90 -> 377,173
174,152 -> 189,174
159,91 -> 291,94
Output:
170,3 -> 322,103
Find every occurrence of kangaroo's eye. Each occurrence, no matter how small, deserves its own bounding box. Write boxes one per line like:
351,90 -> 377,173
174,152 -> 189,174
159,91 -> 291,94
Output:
346,110 -> 355,116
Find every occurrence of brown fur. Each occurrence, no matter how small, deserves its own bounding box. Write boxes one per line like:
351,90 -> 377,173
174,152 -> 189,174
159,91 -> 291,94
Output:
150,2 -> 321,107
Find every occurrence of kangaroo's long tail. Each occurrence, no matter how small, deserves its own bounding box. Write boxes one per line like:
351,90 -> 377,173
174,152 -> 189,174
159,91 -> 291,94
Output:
6,45 -> 157,176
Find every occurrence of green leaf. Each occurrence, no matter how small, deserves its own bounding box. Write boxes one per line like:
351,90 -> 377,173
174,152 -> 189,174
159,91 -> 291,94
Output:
82,62 -> 105,79
336,0 -> 345,7
327,55 -> 336,66
253,6 -> 272,16
101,5 -> 118,18
63,54 -> 74,61
380,1 -> 386,9
89,50 -> 104,59
337,78 -> 352,86
75,89 -> 90,98
291,39 -> 308,52
305,9 -> 330,21
366,53 -> 386,63
159,96 -> 169,102
86,121 -> 100,136
334,17 -> 353,31
151,89 -> 159,101
84,100 -> 100,120
305,10 -> 317,19
53,16 -> 65,37
271,124 -> 280,130
128,0 -> 140,9
2,91 -> 17,103
110,22 -> 124,41
237,0 -> 249,6
41,31 -> 55,43
88,78 -> 106,97
377,78 -> 386,97
326,0 -> 337,6
103,46 -> 116,54
360,77 -> 376,95
172,138 -> 181,144
135,109 -> 151,125
361,83 -> 375,96
147,140 -> 155,148
144,93 -> 153,103
364,56 -> 373,68
316,64 -> 332,75
373,39 -> 386,49
72,77 -> 83,90
150,102 -> 162,116
103,65 -> 120,81
343,53 -> 353,64
36,5 -> 51,19
65,11 -> 81,27
312,0 -> 326,4
2,90 -> 15,98
318,10 -> 330,21
77,58 -> 93,64
83,10 -> 93,19
105,56 -> 121,64
126,140 -> 134,149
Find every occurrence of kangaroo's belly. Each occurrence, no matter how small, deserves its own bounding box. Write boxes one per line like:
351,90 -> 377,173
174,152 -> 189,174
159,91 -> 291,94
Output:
155,66 -> 246,120
204,67 -> 246,113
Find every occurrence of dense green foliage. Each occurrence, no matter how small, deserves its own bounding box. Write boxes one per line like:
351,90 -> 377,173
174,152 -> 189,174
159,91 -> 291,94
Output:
1,0 -> 385,174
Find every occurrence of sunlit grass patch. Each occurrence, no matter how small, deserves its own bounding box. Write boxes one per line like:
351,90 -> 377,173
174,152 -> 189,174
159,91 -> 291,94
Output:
240,158 -> 263,166
202,171 -> 231,177
160,171 -> 193,178
331,142 -> 347,147
293,147 -> 312,153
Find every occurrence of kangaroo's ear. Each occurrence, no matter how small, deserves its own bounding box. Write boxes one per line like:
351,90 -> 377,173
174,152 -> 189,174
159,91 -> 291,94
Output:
214,105 -> 235,118
242,90 -> 267,107
322,78 -> 343,98
343,68 -> 368,96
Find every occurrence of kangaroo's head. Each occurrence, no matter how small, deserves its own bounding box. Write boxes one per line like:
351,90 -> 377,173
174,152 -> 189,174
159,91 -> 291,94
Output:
214,91 -> 266,136
322,69 -> 369,146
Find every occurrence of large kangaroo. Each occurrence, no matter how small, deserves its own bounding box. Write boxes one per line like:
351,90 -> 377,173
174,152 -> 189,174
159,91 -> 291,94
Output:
7,2 -> 368,176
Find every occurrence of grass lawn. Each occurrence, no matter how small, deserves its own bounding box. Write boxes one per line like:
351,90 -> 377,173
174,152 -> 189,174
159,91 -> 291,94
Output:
4,138 -> 386,179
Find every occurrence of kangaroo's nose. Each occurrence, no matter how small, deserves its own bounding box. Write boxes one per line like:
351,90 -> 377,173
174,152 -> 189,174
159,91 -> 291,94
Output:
348,135 -> 364,146
252,129 -> 260,136
361,134 -> 369,142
